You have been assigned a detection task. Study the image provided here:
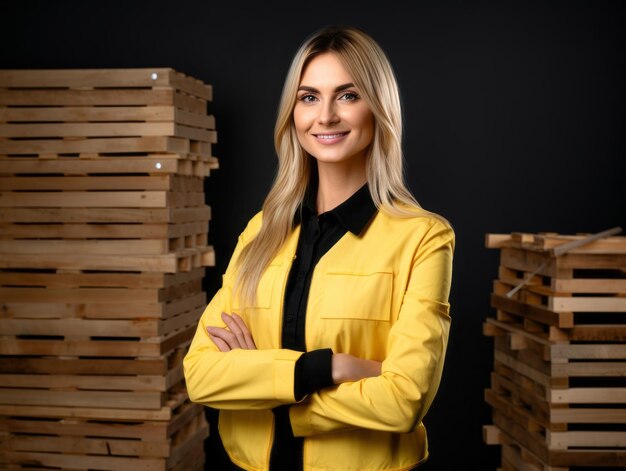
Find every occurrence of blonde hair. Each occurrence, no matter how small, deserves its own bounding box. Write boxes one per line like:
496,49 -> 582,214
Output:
235,25 -> 422,306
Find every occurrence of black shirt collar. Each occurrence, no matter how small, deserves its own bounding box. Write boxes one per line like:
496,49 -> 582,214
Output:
296,182 -> 378,236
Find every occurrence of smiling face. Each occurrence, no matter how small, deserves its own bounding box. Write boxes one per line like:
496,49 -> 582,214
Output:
293,52 -> 374,171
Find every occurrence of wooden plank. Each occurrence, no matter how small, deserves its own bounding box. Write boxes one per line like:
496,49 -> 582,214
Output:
0,434 -> 172,458
0,68 -> 212,101
491,293 -> 573,328
0,239 -> 169,255
548,296 -> 626,312
552,361 -> 626,378
557,252 -> 626,270
0,389 -> 164,410
569,324 -> 626,341
0,416 -> 169,440
0,372 -> 170,391
0,450 -> 164,471
0,267 -> 204,289
492,410 -> 549,464
548,430 -> 626,449
168,69 -> 213,100
0,88 -> 176,106
0,191 -> 169,208
551,344 -> 626,360
551,407 -> 626,424
0,309 -> 202,337
0,68 -> 176,88
2,292 -> 206,319
484,318 -> 551,346
501,443 -> 547,471
0,403 -> 178,421
500,247 -> 558,277
174,108 -> 215,129
486,233 -> 512,248
0,175 -> 204,191
2,301 -> 164,319
0,317 -> 162,337
551,388 -> 626,404
0,221 -> 207,240
553,278 -> 626,294
0,356 -> 170,375
495,351 -> 551,390
0,105 -> 216,130
0,285 -> 162,303
0,156 -> 180,175
0,206 -> 211,223
0,123 -> 217,143
0,246 -> 214,272
534,233 -> 626,251
0,105 -> 177,122
172,91 -> 207,114
0,176 -> 174,191
550,449 -> 626,468
0,324 -> 196,357
0,135 -> 188,154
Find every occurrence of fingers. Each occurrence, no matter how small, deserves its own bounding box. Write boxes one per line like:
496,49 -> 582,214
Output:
208,330 -> 232,352
207,326 -> 238,351
206,312 -> 256,351
221,312 -> 247,349
231,313 -> 256,349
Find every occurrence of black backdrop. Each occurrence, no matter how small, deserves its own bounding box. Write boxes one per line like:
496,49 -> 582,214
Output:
3,1 -> 624,469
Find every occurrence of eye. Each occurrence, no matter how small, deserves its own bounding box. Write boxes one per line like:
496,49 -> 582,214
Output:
339,91 -> 360,101
298,94 -> 318,103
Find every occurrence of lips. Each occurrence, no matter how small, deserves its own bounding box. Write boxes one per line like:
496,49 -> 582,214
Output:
312,131 -> 350,144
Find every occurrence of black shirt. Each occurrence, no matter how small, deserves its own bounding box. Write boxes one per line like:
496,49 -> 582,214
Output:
268,181 -> 378,470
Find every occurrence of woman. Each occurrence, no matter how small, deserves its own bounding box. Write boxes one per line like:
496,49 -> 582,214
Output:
183,25 -> 455,471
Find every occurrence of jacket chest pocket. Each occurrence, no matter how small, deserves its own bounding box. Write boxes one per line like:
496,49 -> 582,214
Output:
232,264 -> 282,310
321,271 -> 393,321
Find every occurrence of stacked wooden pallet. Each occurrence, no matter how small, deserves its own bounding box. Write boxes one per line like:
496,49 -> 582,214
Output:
482,231 -> 626,470
0,68 -> 215,470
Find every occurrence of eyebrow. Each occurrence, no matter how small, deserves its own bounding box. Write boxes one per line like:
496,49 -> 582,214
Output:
297,82 -> 356,93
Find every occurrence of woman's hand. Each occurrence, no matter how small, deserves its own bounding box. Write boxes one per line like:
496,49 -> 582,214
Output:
207,312 -> 257,352
332,353 -> 382,384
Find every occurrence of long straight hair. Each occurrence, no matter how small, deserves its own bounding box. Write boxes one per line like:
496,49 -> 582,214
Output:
234,25 -> 422,306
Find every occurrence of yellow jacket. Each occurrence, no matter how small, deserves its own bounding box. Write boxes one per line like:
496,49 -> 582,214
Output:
183,207 -> 455,471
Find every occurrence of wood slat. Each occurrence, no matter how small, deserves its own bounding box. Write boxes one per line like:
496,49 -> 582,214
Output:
0,221 -> 207,239
0,267 -> 204,289
0,247 -> 214,272
0,68 -> 212,100
0,206 -> 211,223
0,135 -> 188,154
0,106 -> 215,129
0,123 -> 217,143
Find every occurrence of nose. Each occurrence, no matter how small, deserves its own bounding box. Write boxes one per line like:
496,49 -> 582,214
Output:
317,99 -> 339,125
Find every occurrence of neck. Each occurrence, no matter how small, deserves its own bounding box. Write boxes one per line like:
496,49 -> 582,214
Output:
315,159 -> 367,214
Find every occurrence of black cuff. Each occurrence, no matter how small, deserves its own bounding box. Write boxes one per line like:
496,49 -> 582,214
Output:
294,348 -> 334,401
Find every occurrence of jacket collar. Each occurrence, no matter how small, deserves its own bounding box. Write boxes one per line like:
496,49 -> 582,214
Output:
295,181 -> 378,237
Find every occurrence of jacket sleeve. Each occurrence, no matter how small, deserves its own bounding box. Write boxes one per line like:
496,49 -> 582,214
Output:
289,219 -> 455,435
183,213 -> 304,410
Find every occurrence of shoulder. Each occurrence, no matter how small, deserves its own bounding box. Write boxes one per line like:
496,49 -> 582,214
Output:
239,210 -> 264,243
378,203 -> 454,238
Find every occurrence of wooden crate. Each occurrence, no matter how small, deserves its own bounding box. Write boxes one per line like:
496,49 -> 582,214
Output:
483,232 -> 626,469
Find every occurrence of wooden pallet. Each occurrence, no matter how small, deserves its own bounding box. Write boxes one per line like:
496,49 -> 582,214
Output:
484,231 -> 626,468
0,68 -> 219,178
0,67 -> 216,468
0,398 -> 208,470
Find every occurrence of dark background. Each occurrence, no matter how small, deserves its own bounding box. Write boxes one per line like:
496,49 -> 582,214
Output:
3,1 -> 624,469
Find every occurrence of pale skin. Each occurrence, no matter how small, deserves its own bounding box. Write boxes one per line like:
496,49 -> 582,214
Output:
208,52 -> 382,385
